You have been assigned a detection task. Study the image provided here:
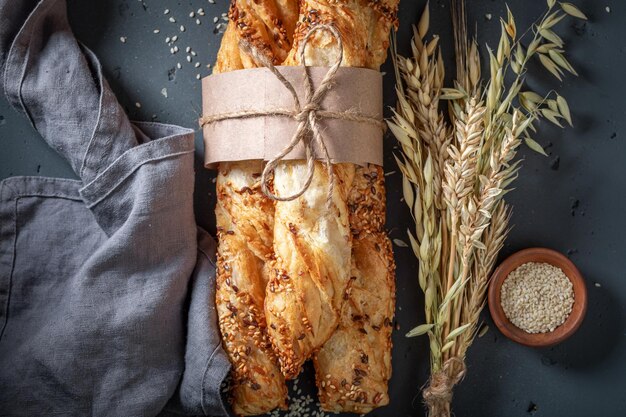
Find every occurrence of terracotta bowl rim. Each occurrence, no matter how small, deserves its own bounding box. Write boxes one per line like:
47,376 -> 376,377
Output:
487,247 -> 587,347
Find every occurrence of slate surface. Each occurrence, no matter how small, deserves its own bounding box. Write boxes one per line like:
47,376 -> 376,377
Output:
1,1 -> 624,416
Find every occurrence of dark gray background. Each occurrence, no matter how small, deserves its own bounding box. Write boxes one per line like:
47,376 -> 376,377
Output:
0,1 -> 624,416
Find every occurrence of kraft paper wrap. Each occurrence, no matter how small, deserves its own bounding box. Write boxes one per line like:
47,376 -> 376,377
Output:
201,66 -> 383,168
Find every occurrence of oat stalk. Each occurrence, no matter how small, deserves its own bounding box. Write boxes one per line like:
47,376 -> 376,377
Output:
388,1 -> 585,416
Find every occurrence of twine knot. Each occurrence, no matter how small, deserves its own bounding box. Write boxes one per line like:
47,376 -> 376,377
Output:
199,23 -> 384,205
296,102 -> 321,122
422,357 -> 467,417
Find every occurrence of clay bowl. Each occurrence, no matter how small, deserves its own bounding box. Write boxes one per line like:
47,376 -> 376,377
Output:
488,247 -> 587,347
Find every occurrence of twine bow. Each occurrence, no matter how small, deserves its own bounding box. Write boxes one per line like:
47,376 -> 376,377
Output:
422,357 -> 467,417
199,24 -> 385,204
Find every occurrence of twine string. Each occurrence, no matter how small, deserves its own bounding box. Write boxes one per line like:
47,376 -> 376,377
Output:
258,24 -> 342,204
422,357 -> 467,417
199,23 -> 384,204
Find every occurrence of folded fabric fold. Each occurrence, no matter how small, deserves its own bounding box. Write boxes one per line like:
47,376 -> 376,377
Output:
168,229 -> 233,417
2,0 -> 138,183
0,0 -> 231,415
78,122 -> 194,235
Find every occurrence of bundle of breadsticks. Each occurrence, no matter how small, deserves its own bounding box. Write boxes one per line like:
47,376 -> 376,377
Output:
212,1 -> 397,415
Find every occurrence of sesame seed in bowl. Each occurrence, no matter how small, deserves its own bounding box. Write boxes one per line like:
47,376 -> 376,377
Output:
488,248 -> 587,347
500,262 -> 575,334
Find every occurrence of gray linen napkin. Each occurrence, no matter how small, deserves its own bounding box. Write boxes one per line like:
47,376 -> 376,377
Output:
0,1 -> 230,416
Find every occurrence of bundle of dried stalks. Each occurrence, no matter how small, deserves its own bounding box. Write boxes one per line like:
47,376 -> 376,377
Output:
389,1 -> 586,416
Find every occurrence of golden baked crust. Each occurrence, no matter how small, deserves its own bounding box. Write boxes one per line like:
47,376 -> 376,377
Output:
314,0 -> 398,408
213,22 -> 243,74
265,0 -> 372,381
213,0 -> 298,73
313,3 -> 398,407
265,161 -> 355,379
264,1 -> 398,389
212,1 -> 299,414
215,161 -> 287,416
282,0 -> 398,68
314,164 -> 396,413
274,0 -> 398,411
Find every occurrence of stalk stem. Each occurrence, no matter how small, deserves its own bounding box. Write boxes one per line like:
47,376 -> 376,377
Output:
442,219 -> 458,363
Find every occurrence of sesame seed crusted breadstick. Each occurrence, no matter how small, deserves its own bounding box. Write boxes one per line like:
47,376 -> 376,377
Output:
314,164 -> 396,414
313,0 -> 398,410
266,160 -> 355,380
264,4 -> 398,406
213,1 -> 298,415
215,162 -> 286,416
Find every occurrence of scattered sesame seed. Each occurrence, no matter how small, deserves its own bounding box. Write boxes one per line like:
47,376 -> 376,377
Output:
196,74 -> 201,80
161,88 -> 168,98
606,6 -> 611,13
595,282 -> 601,287
153,29 -> 160,34
120,36 -> 127,43
198,8 -> 205,15
191,51 -> 197,56
165,36 -> 171,43
393,238 -> 408,248
187,56 -> 192,63
169,17 -> 176,23
485,13 -> 492,20
196,18 -> 201,25
164,9 -> 170,15
135,102 -> 141,108
208,0 -> 215,4
213,16 -> 218,23
173,46 -> 179,52
170,47 -> 175,54
195,62 -> 201,68
180,25 -> 186,32
206,63 -> 211,68
189,11 -> 195,18
177,62 -> 182,69
172,35 -> 178,42
186,46 -> 191,53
